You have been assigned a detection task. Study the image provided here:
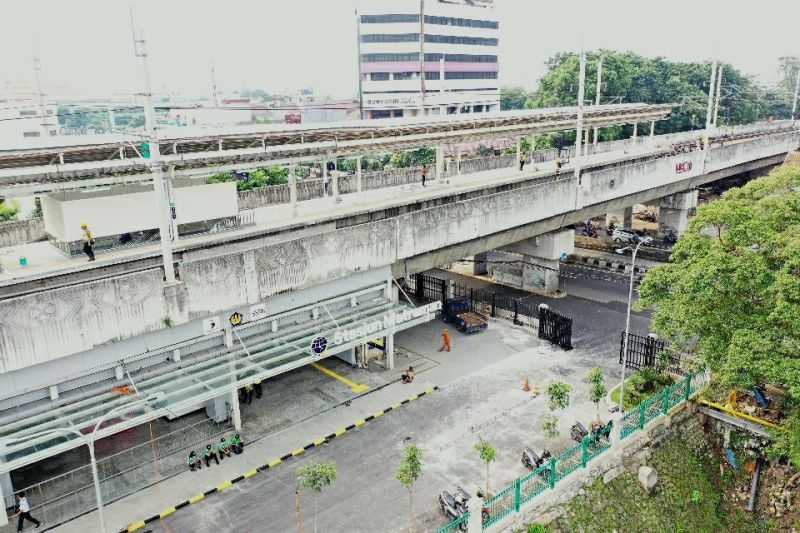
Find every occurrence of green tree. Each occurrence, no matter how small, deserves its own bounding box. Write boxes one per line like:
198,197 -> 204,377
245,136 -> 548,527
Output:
297,461 -> 337,533
542,382 -> 572,438
638,164 -> 800,467
396,444 -> 423,533
528,50 -> 773,138
0,200 -> 20,222
587,368 -> 607,422
474,438 -> 497,496
501,86 -> 532,110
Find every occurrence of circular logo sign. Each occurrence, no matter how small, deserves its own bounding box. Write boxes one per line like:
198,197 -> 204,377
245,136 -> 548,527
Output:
229,312 -> 243,327
310,336 -> 328,355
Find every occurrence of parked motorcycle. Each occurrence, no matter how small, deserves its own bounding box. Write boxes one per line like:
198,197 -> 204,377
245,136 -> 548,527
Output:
438,486 -> 489,529
663,230 -> 678,246
606,222 -> 617,236
570,421 -> 589,443
521,447 -> 552,472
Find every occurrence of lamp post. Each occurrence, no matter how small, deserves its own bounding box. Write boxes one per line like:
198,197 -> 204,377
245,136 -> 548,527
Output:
618,239 -> 644,413
4,398 -> 152,533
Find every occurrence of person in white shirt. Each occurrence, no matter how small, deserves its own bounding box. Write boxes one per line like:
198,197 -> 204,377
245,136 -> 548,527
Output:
15,491 -> 41,531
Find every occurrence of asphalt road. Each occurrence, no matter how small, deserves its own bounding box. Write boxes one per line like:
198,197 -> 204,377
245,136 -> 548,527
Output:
144,269 -> 653,533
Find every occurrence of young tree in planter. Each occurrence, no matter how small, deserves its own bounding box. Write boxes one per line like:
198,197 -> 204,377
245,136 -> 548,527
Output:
542,382 -> 572,438
474,438 -> 497,497
396,445 -> 423,533
587,368 -> 607,424
297,461 -> 337,533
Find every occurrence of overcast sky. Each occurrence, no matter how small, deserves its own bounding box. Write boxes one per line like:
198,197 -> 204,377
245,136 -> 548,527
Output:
1,0 -> 797,100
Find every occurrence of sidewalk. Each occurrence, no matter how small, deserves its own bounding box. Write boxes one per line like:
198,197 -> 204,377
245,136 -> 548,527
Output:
52,376 -> 436,533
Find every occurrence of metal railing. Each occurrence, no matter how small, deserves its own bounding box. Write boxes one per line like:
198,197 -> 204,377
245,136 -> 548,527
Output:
436,370 -> 709,532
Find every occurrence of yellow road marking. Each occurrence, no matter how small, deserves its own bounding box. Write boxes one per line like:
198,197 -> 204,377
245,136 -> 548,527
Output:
426,387 -> 434,394
291,448 -> 305,456
244,469 -> 259,479
189,494 -> 205,504
311,362 -> 369,394
160,507 -> 177,518
128,521 -> 146,532
354,419 -> 366,427
217,481 -> 233,492
408,394 -> 419,401
313,437 -> 326,446
268,458 -> 282,468
373,410 -> 384,418
335,428 -> 347,437
392,403 -> 402,410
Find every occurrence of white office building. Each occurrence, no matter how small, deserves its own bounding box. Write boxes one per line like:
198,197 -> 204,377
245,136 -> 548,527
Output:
0,97 -> 58,146
357,0 -> 500,119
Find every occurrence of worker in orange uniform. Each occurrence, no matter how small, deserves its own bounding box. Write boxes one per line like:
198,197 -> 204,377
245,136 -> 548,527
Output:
438,328 -> 452,352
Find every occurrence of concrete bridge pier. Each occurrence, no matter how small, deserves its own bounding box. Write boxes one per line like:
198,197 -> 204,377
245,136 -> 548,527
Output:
658,190 -> 698,236
605,206 -> 634,230
473,252 -> 489,275
502,229 -> 575,295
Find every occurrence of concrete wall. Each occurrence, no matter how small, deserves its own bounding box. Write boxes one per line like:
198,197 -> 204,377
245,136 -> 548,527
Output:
0,218 -> 45,248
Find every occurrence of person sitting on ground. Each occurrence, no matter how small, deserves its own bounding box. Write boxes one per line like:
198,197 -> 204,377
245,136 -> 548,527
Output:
229,433 -> 244,454
187,450 -> 202,471
217,437 -> 232,459
401,366 -> 416,384
203,443 -> 219,467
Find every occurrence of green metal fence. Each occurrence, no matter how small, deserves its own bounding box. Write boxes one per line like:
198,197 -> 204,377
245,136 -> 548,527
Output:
435,370 -> 708,533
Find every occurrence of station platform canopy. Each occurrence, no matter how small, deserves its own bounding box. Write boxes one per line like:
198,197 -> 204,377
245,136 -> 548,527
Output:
0,284 -> 440,473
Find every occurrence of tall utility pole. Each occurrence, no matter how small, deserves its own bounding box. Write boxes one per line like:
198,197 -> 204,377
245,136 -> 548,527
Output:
418,0 -> 427,115
131,9 -> 176,284
211,63 -> 219,108
355,9 -> 364,120
574,49 -> 586,183
32,55 -> 51,138
703,60 -> 717,150
713,64 -> 723,126
791,68 -> 800,124
593,56 -> 603,147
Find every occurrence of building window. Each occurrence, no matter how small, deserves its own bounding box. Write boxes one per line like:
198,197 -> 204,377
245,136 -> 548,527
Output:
362,53 -> 420,62
393,72 -> 417,80
46,109 -> 54,115
424,35 -> 498,46
473,105 -> 484,113
424,54 -> 498,63
19,110 -> 37,117
361,33 -> 419,43
370,110 -> 392,119
50,130 -> 58,136
370,72 -> 391,81
392,110 -> 404,117
445,71 -> 498,80
424,72 -> 440,80
361,14 -> 420,24
23,131 -> 41,137
424,15 -> 499,29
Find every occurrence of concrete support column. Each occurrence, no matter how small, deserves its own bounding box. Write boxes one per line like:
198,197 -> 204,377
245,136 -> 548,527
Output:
473,252 -> 488,275
649,120 -> 655,138
289,165 -> 298,216
0,465 -> 13,515
500,229 -> 575,296
456,149 -> 462,176
385,331 -> 395,370
593,126 -> 599,147
356,156 -> 363,193
623,207 -> 634,229
632,123 -> 638,140
435,145 -> 444,183
583,127 -> 590,155
658,190 -> 698,236
224,327 -> 242,431
467,495 -> 483,533
322,156 -> 329,197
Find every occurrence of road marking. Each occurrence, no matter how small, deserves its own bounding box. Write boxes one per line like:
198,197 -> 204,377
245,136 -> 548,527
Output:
311,362 -> 370,394
119,386 -> 439,533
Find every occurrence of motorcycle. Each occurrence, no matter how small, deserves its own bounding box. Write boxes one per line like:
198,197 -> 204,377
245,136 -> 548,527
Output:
606,222 -> 616,236
521,447 -> 552,472
438,486 -> 489,529
663,230 -> 678,246
570,421 -> 589,443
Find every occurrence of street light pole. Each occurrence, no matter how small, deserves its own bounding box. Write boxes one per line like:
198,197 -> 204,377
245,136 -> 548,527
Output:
618,240 -> 644,413
4,398 -> 152,533
791,68 -> 800,124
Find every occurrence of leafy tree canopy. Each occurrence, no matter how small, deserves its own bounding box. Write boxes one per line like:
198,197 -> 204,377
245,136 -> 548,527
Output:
527,50 -> 778,138
638,164 -> 800,399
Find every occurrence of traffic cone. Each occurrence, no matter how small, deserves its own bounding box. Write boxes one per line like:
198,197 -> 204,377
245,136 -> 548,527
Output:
522,377 -> 531,392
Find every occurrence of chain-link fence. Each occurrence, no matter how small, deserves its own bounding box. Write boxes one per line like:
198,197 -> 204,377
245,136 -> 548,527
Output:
15,417 -> 233,528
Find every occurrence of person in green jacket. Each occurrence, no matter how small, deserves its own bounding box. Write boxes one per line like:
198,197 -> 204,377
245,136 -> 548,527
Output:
217,437 -> 232,460
187,450 -> 202,471
203,444 -> 219,467
229,433 -> 244,454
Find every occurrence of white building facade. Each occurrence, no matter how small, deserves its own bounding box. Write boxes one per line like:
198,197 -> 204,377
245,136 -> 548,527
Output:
357,0 -> 500,119
0,98 -> 58,146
